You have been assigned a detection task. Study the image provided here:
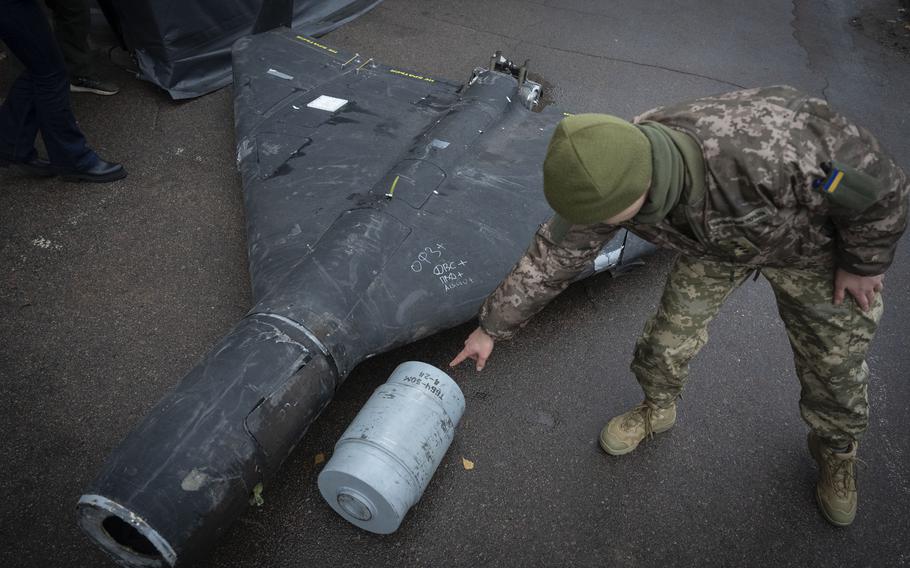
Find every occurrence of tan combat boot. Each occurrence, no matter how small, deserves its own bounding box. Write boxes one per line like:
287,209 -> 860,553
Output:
599,400 -> 676,456
807,431 -> 859,527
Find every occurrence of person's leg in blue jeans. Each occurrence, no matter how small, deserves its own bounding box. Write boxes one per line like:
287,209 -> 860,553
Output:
0,0 -> 96,168
0,0 -> 124,180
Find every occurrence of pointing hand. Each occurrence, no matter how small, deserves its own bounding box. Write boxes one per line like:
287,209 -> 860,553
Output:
449,326 -> 495,372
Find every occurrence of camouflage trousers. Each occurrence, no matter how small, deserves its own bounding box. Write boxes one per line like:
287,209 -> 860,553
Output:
631,255 -> 883,447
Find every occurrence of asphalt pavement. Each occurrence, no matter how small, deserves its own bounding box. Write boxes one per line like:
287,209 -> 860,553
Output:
2,1 -> 909,566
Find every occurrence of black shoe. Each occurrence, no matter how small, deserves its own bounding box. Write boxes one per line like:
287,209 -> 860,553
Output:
61,159 -> 127,183
0,155 -> 57,177
70,76 -> 120,96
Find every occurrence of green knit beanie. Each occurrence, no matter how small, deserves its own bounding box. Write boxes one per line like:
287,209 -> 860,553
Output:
543,114 -> 652,224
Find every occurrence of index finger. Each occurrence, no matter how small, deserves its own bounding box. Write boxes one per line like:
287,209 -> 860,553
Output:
449,348 -> 471,367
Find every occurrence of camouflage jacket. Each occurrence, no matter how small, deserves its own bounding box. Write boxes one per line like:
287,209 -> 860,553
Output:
479,86 -> 908,340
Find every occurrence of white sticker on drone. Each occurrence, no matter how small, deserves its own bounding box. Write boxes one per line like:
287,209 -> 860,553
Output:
307,95 -> 349,112
266,68 -> 293,80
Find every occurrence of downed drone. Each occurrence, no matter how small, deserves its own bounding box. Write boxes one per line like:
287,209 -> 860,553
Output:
77,29 -> 653,567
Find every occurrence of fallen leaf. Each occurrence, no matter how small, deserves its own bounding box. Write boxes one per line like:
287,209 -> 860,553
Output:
249,482 -> 265,507
462,457 -> 475,470
314,452 -> 326,465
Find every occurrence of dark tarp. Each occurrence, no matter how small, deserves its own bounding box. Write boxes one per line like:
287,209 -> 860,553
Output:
110,0 -> 383,99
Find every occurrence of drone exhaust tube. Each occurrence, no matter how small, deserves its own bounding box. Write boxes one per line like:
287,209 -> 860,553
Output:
77,314 -> 338,568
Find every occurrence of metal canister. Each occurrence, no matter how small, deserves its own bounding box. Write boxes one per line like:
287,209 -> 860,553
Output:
317,361 -> 465,534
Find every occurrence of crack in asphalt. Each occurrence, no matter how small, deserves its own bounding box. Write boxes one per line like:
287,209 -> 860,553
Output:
526,43 -> 747,89
410,12 -> 745,89
152,101 -> 162,131
791,0 -> 831,101
508,17 -> 548,56
373,4 -> 522,53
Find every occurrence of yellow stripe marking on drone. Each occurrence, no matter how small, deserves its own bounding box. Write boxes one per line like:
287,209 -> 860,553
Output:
386,175 -> 400,198
296,35 -> 338,54
389,69 -> 435,83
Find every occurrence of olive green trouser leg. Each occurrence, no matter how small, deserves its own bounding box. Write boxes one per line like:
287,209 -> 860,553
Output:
631,255 -> 753,408
762,266 -> 882,447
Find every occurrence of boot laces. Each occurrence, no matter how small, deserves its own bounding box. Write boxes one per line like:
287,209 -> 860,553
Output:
623,403 -> 657,439
826,451 -> 863,498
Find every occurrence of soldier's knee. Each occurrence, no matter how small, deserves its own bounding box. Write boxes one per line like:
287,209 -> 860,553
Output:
800,352 -> 870,386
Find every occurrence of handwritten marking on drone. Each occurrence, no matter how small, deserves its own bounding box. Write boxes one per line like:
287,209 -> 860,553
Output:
409,244 -> 445,273
409,245 -> 472,292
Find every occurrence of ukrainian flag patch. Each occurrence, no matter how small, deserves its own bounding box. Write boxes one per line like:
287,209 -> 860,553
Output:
822,168 -> 844,194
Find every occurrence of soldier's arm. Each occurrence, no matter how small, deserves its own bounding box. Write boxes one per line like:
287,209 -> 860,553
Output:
828,166 -> 909,277
477,216 -> 620,341
797,97 -> 910,277
829,168 -> 906,311
828,153 -> 907,310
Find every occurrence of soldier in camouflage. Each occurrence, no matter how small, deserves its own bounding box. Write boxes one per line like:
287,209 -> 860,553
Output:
450,86 -> 908,527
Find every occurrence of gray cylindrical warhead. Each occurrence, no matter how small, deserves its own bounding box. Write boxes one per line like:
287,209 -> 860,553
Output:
318,361 -> 465,534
